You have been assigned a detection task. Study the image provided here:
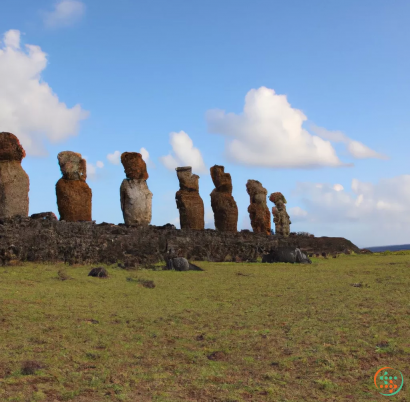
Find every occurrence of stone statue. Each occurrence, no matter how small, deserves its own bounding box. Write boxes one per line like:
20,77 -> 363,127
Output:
120,152 -> 153,226
56,151 -> 92,221
175,166 -> 204,230
0,132 -> 29,219
269,192 -> 291,237
210,165 -> 238,232
246,179 -> 271,235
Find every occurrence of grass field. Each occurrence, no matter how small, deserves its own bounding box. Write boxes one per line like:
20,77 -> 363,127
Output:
0,252 -> 409,401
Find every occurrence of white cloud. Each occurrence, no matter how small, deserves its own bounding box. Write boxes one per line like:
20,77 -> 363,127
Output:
43,0 -> 86,28
289,206 -> 308,218
159,131 -> 207,174
0,30 -> 89,156
310,124 -> 387,160
291,175 -> 410,246
83,156 -> 103,181
140,147 -> 149,161
140,147 -> 155,168
333,184 -> 344,192
107,150 -> 121,165
206,87 -> 348,168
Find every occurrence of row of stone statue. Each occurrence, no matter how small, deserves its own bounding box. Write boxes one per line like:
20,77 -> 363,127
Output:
0,132 -> 291,236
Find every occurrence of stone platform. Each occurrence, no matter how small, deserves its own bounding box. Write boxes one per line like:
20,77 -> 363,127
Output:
0,216 -> 360,266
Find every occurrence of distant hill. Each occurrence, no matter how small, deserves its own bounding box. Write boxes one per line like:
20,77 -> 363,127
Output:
365,244 -> 410,252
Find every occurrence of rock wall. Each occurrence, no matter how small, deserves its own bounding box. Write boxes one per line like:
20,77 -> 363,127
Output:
0,216 -> 360,266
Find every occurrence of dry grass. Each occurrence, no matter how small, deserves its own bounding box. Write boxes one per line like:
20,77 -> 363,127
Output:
0,252 -> 409,401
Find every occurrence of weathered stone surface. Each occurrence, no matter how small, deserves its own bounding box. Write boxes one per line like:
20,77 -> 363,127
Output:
175,167 -> 204,230
0,133 -> 29,220
121,152 -> 148,180
176,166 -> 199,192
56,150 -> 92,222
0,216 -> 361,266
120,179 -> 153,226
210,165 -> 238,232
0,161 -> 30,220
269,192 -> 291,237
56,179 -> 92,221
0,132 -> 26,162
57,151 -> 87,181
246,180 -> 271,235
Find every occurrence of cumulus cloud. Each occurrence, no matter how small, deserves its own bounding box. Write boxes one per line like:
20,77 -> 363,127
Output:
310,124 -> 387,160
43,0 -> 86,28
291,175 -> 410,245
0,30 -> 88,155
160,131 -> 207,174
140,147 -> 155,168
107,150 -> 121,165
206,87 -> 347,168
206,87 -> 385,168
96,161 -> 104,168
106,148 -> 154,168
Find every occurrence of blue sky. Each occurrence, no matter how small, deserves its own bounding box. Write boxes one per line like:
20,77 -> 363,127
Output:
1,0 -> 409,247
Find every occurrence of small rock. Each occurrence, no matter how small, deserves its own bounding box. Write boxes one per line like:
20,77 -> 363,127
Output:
88,267 -> 109,278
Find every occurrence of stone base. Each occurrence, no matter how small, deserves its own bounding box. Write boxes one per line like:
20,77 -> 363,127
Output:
0,216 -> 361,266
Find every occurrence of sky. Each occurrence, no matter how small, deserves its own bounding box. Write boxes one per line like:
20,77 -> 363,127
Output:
0,0 -> 409,248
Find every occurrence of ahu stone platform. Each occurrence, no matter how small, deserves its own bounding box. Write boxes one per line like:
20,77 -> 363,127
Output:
0,216 -> 360,266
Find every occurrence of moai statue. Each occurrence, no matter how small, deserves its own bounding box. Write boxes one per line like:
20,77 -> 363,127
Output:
175,166 -> 204,230
120,152 -> 153,226
55,151 -> 92,221
269,192 -> 291,237
210,165 -> 238,232
246,180 -> 271,235
0,132 -> 30,219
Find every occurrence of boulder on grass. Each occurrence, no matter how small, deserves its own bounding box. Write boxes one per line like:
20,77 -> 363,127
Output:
262,247 -> 312,264
88,267 -> 109,278
166,257 -> 203,271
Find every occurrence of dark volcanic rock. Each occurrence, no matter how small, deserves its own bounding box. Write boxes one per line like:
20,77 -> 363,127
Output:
262,247 -> 312,264
31,212 -> 57,220
88,267 -> 108,278
0,216 -> 360,266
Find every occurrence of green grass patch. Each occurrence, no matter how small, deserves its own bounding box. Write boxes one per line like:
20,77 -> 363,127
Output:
0,253 -> 409,401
